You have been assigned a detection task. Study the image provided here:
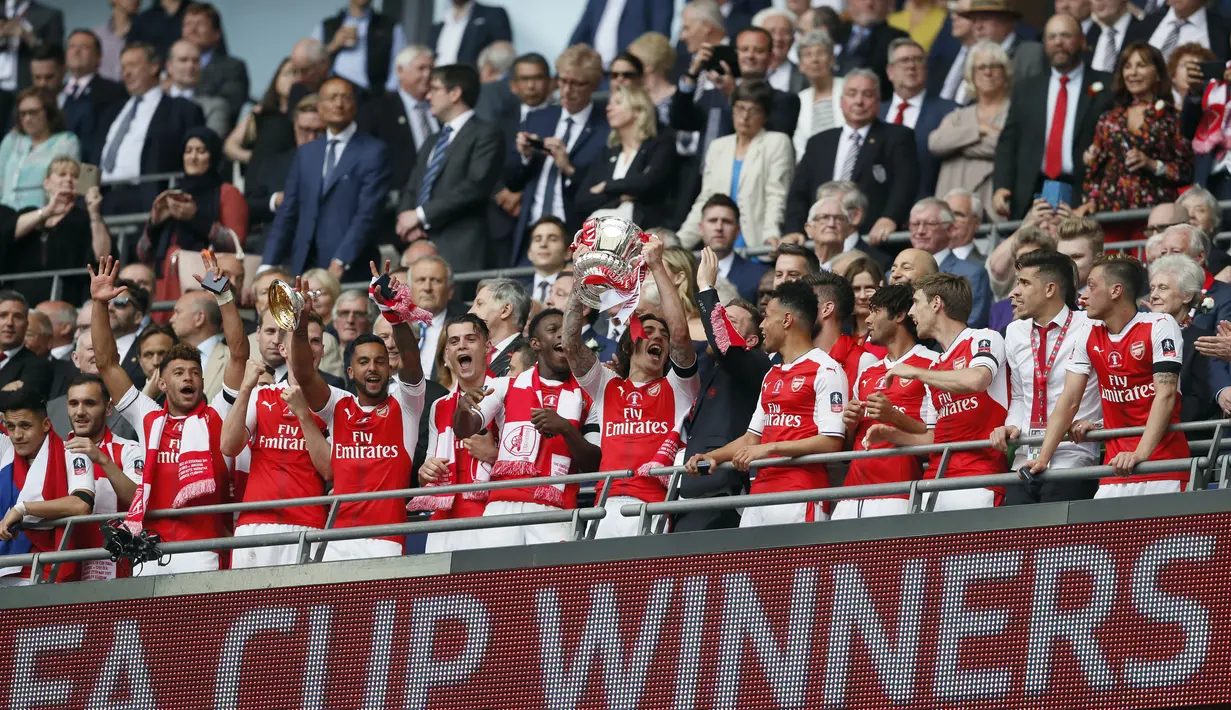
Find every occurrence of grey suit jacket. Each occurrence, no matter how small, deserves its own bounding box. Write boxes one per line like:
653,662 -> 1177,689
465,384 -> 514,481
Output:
49,395 -> 138,441
194,94 -> 233,139
1010,39 -> 1047,84
399,115 -> 506,274
198,51 -> 250,122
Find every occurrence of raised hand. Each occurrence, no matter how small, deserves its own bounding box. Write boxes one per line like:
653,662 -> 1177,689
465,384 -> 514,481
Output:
281,384 -> 310,417
419,457 -> 451,484
697,247 -> 719,291
241,359 -> 266,391
88,256 -> 129,303
461,385 -> 494,416
642,234 -> 663,268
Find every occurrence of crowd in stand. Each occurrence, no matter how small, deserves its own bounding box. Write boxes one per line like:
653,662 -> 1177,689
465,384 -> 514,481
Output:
2,0 -> 1231,582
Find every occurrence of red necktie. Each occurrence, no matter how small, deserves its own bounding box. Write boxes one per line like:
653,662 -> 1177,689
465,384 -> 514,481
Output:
1044,76 -> 1069,180
893,100 -> 909,125
1030,322 -> 1055,426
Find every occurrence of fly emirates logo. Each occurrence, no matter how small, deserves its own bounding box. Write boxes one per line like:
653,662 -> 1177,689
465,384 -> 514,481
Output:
764,402 -> 802,428
604,406 -> 670,437
334,430 -> 401,460
156,435 -> 180,464
936,391 -> 979,418
1102,373 -> 1155,403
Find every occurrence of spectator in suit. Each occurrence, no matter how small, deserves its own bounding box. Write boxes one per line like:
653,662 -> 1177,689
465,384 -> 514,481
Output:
0,290 -> 50,394
94,42 -> 205,216
963,0 -> 1047,83
167,289 -> 229,400
127,0 -> 186,62
261,77 -> 389,282
880,37 -> 958,199
628,32 -> 677,122
908,197 -> 993,327
0,87 -> 79,210
285,38 -> 332,109
1155,223 -> 1231,332
754,8 -> 807,94
0,0 -> 62,96
928,0 -> 977,104
406,254 -> 460,382
806,193 -> 866,272
59,29 -> 127,161
21,308 -> 47,356
181,3 -> 247,124
163,40 -> 231,139
1142,0 -> 1230,63
105,279 -> 149,389
1174,188 -> 1231,278
993,15 -> 1112,221
92,0 -> 136,82
1088,0 -> 1142,73
695,193 -> 766,302
472,40 -> 517,121
34,300 -> 73,360
470,277 -> 530,376
27,43 -> 61,92
431,1 -> 511,68
815,180 -> 894,271
223,56 -> 299,173
679,80 -> 793,250
890,0 -> 949,52
836,0 -> 909,98
544,272 -> 618,364
793,29 -> 845,163
396,63 -> 505,275
569,0 -> 672,69
944,188 -> 988,264
506,44 -> 609,257
47,329 -> 138,440
1059,0 -> 1095,34
675,248 -> 769,531
930,40 -> 1011,220
521,215 -> 570,304
368,45 -> 436,191
573,85 -> 676,229
312,0 -> 406,95
330,289 -> 375,356
243,93 -> 324,233
1148,254 -> 1223,421
784,69 -> 919,243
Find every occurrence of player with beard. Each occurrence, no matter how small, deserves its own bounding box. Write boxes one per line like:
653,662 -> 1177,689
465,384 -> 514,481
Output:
62,374 -> 144,580
0,391 -> 95,585
838,284 -> 936,519
563,235 -> 700,538
415,314 -> 497,552
89,256 -> 247,576
454,308 -> 602,547
291,261 -> 426,560
685,281 -> 848,526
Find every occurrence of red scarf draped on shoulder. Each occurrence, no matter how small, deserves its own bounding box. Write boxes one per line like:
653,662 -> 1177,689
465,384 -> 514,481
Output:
490,369 -> 587,508
127,398 -> 227,532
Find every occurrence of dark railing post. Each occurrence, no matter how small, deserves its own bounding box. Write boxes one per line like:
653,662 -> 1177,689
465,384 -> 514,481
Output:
312,500 -> 342,563
585,474 -> 615,540
296,530 -> 311,565
28,552 -> 42,585
1201,423 -> 1224,491
922,448 -> 952,513
45,520 -> 75,584
654,470 -> 682,535
907,479 -> 921,514
637,503 -> 653,536
569,509 -> 583,542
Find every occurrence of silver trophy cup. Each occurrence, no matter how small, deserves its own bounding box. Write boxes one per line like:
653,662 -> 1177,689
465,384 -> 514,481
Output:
573,216 -> 646,310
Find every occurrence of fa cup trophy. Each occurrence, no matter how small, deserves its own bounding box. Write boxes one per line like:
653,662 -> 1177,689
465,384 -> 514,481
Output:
571,216 -> 649,310
267,280 -> 321,330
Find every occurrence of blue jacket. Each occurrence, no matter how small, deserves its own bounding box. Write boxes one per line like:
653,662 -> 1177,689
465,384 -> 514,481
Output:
938,252 -> 993,329
879,95 -> 958,199
725,253 -> 768,304
569,0 -> 672,55
262,131 -> 390,278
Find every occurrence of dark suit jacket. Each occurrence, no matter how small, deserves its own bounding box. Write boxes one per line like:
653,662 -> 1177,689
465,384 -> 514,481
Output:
505,105 -> 609,259
11,2 -> 62,90
784,120 -> 919,235
60,75 -> 127,166
993,65 -> 1112,220
937,252 -> 993,329
1192,280 -> 1231,332
119,335 -> 146,391
1181,325 -> 1221,428
127,2 -> 185,63
570,0 -> 672,56
474,78 -> 516,123
198,48 -> 250,122
581,324 -> 617,365
571,135 -> 677,229
676,288 -> 771,532
1084,16 -> 1147,65
668,82 -> 800,151
399,114 -> 505,274
836,21 -> 909,99
243,148 -> 295,227
725,253 -> 767,303
92,93 -> 205,212
0,347 -> 52,395
430,3 -> 512,67
879,94 -> 958,199
367,91 -> 423,190
47,357 -> 78,401
1136,8 -> 1231,62
262,129 -> 391,280
489,334 -> 526,377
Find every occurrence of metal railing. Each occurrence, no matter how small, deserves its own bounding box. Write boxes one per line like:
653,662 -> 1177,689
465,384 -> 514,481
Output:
1,420 -> 1226,584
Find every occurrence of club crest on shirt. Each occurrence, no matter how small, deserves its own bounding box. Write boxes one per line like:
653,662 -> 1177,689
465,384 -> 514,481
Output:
375,403 -> 390,418
1162,338 -> 1176,357
1107,350 -> 1123,369
978,339 -> 992,354
1131,341 -> 1146,360
791,375 -> 806,392
542,393 -> 559,408
134,459 -> 144,473
648,382 -> 661,397
830,391 -> 844,413
953,357 -> 967,370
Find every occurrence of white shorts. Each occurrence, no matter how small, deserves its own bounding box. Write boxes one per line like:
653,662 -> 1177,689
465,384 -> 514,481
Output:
592,496 -> 665,538
133,551 -> 219,577
831,497 -> 911,520
320,537 -> 403,561
739,502 -> 816,528
232,523 -> 318,568
424,528 -> 486,554
1095,480 -> 1184,498
923,488 -> 997,512
472,501 -> 575,547
0,575 -> 32,587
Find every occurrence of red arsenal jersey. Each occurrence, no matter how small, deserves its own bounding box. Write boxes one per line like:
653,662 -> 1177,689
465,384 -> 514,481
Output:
847,344 -> 938,496
425,384 -> 494,520
926,329 -> 1009,478
828,333 -> 880,398
240,382 -> 336,529
579,362 -> 700,503
747,348 -> 848,493
1067,312 -> 1189,484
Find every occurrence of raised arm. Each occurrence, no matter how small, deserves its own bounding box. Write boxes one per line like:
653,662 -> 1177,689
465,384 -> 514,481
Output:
370,261 -> 425,386
221,360 -> 263,457
288,277 -> 332,412
88,256 -> 135,404
283,385 -> 334,481
563,271 -> 599,378
86,187 -> 112,260
197,251 -> 249,393
889,360 -> 993,395
644,235 -> 696,369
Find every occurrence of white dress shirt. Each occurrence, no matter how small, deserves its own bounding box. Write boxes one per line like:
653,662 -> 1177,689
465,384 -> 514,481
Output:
100,86 -> 164,182
531,272 -> 560,303
434,1 -> 472,65
940,45 -> 969,103
766,62 -> 792,93
1041,64 -> 1083,177
59,72 -> 96,108
832,123 -> 871,179
311,10 -> 405,92
936,243 -> 977,265
0,345 -> 21,370
1149,7 -> 1210,53
114,332 -> 137,362
419,309 -> 447,377
531,102 -> 594,223
0,0 -> 30,90
493,332 -> 519,359
322,121 -> 358,177
417,109 -> 476,227
593,0 -> 630,66
398,88 -> 437,152
885,91 -> 924,129
1092,12 -> 1133,73
197,333 -> 223,365
717,251 -> 735,280
50,343 -> 73,361
1004,307 -> 1102,469
168,85 -> 194,99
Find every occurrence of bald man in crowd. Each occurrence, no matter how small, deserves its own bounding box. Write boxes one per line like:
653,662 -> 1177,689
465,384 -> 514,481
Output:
889,248 -> 938,285
48,330 -> 138,440
169,290 -> 231,400
35,301 -> 77,361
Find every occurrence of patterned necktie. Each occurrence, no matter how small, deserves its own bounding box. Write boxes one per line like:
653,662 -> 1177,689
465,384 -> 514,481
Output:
100,94 -> 143,173
542,118 -> 574,217
417,125 -> 453,206
1100,26 -> 1118,73
413,101 -> 433,149
323,138 -> 339,183
1161,19 -> 1185,61
840,131 -> 861,181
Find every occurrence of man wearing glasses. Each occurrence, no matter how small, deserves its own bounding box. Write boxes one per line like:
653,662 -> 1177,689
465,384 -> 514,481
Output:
107,280 -> 150,390
880,38 -> 957,199
908,198 -> 994,328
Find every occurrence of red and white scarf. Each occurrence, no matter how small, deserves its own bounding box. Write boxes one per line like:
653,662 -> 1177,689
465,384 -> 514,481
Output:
10,431 -> 71,554
70,428 -> 122,553
126,399 -> 220,533
1195,74 -> 1231,159
408,388 -> 493,512
571,217 -> 650,341
490,368 -> 586,508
